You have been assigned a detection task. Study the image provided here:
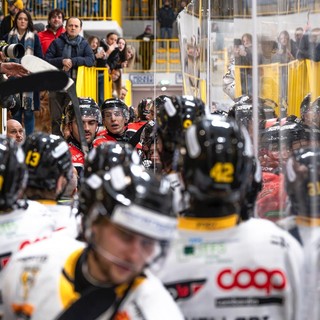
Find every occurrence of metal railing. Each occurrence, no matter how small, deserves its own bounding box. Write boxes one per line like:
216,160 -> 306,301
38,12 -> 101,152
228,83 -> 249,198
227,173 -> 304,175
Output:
124,39 -> 182,73
10,1 -> 320,21
234,59 -> 320,117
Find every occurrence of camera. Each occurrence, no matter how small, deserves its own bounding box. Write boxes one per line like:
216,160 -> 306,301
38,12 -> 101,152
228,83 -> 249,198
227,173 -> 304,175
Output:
0,41 -> 25,59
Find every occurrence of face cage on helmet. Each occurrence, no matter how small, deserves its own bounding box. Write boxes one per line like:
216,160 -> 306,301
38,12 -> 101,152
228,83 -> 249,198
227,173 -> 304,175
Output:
102,107 -> 128,121
82,201 -> 173,275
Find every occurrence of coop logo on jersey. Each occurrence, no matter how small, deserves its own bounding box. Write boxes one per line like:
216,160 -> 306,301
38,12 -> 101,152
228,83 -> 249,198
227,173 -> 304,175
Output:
217,268 -> 286,294
165,279 -> 206,301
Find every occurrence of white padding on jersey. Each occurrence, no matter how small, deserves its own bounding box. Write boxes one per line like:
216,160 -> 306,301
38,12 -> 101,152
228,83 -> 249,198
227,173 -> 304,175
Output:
17,147 -> 24,163
112,204 -> 177,240
86,173 -> 103,189
87,147 -> 97,162
286,157 -> 296,182
110,165 -> 129,191
52,141 -> 69,158
164,97 -> 177,117
185,124 -> 201,159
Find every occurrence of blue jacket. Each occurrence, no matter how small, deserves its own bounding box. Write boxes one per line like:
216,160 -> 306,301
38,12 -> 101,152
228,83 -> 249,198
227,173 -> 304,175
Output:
45,32 -> 95,80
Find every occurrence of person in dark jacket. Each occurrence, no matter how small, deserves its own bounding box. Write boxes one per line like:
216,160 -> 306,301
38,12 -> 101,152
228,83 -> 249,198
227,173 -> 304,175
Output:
136,25 -> 154,70
0,0 -> 23,40
45,16 -> 95,136
157,0 -> 176,47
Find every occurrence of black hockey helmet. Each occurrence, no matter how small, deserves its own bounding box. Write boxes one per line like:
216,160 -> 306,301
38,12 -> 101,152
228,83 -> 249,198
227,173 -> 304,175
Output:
23,132 -> 73,191
84,141 -> 140,177
0,136 -> 27,211
100,98 -> 129,122
183,114 -> 253,207
228,95 -> 277,129
78,158 -> 177,242
156,95 -> 205,143
137,98 -> 153,121
286,147 -> 320,218
300,93 -> 312,119
279,119 -> 311,151
65,97 -> 102,125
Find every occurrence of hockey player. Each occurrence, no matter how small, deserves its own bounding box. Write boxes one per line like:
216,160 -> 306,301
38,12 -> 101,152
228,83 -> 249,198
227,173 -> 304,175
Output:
284,146 -> 320,245
64,97 -> 106,178
152,95 -> 205,214
0,136 -> 55,316
97,98 -> 131,142
126,97 -> 153,142
155,115 -> 303,320
2,144 -> 183,320
300,93 -> 320,129
23,132 -> 79,238
284,147 -> 320,319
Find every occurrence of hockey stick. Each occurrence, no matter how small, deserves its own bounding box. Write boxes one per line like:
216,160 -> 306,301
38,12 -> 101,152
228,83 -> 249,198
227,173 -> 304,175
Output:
21,55 -> 89,156
0,71 -> 69,97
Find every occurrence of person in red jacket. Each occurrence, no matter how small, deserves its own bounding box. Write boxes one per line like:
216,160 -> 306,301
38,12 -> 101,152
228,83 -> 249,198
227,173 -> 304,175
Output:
38,9 -> 65,55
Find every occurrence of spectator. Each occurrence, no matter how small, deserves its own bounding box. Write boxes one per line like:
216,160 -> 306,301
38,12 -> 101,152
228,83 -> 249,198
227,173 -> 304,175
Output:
38,9 -> 65,56
297,27 -> 320,61
212,22 -> 224,51
100,32 -> 119,71
293,27 -> 304,56
126,44 -> 136,70
88,34 -> 107,105
272,30 -> 295,104
116,37 -> 128,69
111,68 -> 122,98
97,32 -> 120,103
272,30 -> 295,63
45,17 -> 95,136
6,9 -> 43,137
157,0 -> 176,47
0,0 -> 23,40
87,34 -> 100,56
6,119 -> 24,143
259,36 -> 277,64
136,25 -> 154,70
119,86 -> 128,101
234,33 -> 252,95
177,0 -> 188,14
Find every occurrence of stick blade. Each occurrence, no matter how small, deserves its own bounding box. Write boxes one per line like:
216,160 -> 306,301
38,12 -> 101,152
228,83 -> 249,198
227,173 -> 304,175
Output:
0,71 -> 69,97
21,55 -> 58,72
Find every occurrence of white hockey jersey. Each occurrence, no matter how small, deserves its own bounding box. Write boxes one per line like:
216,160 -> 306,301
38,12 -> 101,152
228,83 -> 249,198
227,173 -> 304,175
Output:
2,236 -> 184,320
0,200 -> 55,315
39,200 -> 80,238
155,217 -> 303,320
